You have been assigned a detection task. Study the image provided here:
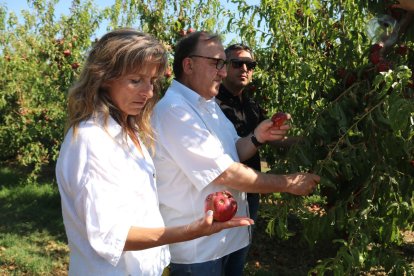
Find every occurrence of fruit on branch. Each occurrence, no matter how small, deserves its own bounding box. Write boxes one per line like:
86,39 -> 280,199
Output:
376,60 -> 392,72
370,43 -> 384,53
204,191 -> 238,222
369,43 -> 385,65
63,49 -> 71,57
179,29 -> 187,37
396,44 -> 408,56
71,62 -> 80,69
370,51 -> 382,64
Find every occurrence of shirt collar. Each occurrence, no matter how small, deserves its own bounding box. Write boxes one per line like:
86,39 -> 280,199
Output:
171,79 -> 217,113
91,114 -> 123,140
92,114 -> 153,162
217,84 -> 249,104
217,84 -> 237,101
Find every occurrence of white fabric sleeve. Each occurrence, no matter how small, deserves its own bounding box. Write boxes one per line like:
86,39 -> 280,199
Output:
70,133 -> 132,267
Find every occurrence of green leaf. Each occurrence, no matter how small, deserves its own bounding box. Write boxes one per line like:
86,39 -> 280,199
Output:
389,94 -> 413,132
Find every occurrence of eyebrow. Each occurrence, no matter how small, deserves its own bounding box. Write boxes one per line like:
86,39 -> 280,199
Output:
230,58 -> 254,61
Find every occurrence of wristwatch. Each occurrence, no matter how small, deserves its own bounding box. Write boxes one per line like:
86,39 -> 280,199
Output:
250,134 -> 264,148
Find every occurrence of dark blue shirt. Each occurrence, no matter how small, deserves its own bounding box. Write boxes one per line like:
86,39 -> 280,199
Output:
216,84 -> 267,171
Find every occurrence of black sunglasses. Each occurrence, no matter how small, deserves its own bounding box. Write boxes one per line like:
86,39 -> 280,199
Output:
229,59 -> 257,70
189,55 -> 227,70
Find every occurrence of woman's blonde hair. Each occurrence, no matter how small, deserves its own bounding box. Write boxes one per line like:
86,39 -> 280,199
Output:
66,28 -> 167,150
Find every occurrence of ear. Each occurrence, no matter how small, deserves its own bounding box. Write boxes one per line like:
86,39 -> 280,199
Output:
182,57 -> 193,74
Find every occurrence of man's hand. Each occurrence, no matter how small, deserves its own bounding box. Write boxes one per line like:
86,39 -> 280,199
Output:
254,113 -> 292,143
284,172 -> 320,196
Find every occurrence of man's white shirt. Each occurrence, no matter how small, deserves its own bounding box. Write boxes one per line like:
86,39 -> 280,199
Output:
152,80 -> 250,264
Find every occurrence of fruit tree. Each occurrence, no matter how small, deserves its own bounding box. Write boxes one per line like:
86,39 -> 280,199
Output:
0,0 -> 413,274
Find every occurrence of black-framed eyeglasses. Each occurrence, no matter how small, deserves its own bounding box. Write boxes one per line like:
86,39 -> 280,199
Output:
229,59 -> 257,70
189,54 -> 227,70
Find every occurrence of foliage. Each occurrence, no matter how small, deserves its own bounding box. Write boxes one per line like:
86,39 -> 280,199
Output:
0,0 -> 226,182
0,0 -> 413,274
229,0 -> 414,274
0,0 -> 100,182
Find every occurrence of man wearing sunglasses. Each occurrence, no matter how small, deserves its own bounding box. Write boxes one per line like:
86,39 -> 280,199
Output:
216,44 -> 263,223
152,32 -> 320,275
215,44 -> 265,267
216,44 -> 305,268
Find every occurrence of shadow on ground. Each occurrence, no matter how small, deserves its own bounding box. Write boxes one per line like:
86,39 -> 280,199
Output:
0,168 -> 66,242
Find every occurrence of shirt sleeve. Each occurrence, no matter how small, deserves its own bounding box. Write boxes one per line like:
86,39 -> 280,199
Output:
68,130 -> 132,267
154,104 -> 235,191
82,171 -> 131,267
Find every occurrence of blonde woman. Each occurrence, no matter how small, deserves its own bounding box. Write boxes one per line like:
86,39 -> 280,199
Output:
55,28 -> 253,276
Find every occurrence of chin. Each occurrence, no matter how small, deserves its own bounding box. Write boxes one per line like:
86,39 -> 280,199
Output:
127,110 -> 142,117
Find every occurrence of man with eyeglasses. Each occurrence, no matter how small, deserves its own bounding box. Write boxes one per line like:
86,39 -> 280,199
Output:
215,44 -> 264,267
152,31 -> 320,275
217,43 -> 302,220
216,43 -> 262,221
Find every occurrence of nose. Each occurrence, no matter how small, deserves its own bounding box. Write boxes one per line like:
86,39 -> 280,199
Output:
217,66 -> 227,78
142,81 -> 154,99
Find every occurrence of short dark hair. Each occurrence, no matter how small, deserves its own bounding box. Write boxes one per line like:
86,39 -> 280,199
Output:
224,43 -> 254,60
173,31 -> 222,80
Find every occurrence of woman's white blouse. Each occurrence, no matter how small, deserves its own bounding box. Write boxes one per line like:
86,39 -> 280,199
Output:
55,116 -> 170,276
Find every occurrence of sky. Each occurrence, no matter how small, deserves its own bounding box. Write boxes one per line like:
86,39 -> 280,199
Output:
2,0 -> 260,44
